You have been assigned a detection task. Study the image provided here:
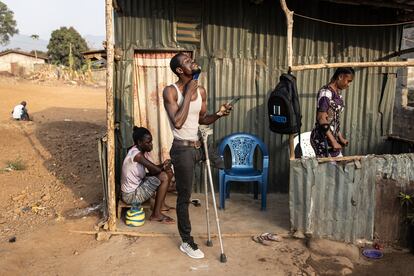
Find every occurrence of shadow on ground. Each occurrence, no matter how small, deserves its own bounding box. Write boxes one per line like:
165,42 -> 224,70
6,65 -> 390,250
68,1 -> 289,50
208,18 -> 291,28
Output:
33,107 -> 106,206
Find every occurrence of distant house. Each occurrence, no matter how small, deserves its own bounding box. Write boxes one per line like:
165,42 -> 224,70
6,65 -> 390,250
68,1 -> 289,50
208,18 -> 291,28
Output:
0,50 -> 48,76
82,49 -> 107,68
82,49 -> 107,83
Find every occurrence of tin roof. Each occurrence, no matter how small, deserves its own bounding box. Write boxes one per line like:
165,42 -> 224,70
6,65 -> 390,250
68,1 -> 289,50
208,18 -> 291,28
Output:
0,49 -> 48,60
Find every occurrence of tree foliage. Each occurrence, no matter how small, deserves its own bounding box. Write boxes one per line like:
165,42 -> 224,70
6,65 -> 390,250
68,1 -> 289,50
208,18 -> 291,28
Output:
0,1 -> 18,46
47,27 -> 89,69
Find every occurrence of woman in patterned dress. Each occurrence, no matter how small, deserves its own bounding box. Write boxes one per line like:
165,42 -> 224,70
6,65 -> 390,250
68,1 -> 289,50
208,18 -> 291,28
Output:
310,67 -> 355,157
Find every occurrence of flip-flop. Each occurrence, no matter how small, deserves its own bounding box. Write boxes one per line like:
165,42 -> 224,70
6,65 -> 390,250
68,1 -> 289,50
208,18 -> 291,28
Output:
149,215 -> 175,224
260,233 -> 282,242
252,235 -> 272,246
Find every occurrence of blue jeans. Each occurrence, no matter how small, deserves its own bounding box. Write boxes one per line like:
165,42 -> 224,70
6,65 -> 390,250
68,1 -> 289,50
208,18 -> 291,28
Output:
170,143 -> 202,244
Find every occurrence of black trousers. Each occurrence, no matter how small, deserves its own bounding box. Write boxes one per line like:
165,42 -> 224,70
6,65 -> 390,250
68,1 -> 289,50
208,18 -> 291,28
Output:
170,144 -> 202,244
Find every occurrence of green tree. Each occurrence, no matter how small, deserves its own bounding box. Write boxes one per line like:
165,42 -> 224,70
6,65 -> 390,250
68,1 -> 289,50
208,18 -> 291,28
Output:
0,1 -> 18,45
47,27 -> 88,69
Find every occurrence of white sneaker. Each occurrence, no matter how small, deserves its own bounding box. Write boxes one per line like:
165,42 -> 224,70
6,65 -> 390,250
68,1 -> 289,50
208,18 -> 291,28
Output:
179,242 -> 205,259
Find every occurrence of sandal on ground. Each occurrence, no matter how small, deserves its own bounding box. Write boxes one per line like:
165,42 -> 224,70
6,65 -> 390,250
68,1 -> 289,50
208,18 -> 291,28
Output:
259,232 -> 282,242
149,214 -> 175,224
251,235 -> 272,246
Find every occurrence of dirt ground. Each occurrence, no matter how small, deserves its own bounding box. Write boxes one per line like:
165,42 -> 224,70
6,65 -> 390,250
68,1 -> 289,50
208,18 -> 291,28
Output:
1,77 -> 414,276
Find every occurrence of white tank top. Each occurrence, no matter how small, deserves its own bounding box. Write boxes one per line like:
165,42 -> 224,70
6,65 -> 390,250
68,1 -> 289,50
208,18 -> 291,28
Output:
170,83 -> 202,141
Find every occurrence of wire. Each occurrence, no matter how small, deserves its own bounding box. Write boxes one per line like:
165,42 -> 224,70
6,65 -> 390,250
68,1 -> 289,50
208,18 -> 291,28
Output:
294,12 -> 414,27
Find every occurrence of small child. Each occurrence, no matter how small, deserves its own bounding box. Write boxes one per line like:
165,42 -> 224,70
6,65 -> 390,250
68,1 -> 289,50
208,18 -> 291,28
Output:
121,126 -> 175,224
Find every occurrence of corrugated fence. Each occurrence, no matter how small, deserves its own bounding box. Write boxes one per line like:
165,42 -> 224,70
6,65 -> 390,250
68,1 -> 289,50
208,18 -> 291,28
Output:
290,154 -> 414,243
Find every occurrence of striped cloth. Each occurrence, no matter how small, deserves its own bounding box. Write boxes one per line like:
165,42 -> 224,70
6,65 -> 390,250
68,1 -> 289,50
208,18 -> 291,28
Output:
121,176 -> 160,205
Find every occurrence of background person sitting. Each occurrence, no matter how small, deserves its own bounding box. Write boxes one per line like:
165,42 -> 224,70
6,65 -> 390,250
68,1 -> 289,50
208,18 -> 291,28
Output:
121,126 -> 175,224
12,101 -> 30,121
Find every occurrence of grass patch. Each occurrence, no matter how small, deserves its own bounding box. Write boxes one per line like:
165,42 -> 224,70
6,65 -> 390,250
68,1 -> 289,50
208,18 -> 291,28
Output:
3,159 -> 26,171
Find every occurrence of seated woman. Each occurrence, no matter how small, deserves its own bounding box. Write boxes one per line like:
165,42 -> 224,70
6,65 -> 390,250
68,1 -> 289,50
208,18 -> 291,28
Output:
121,126 -> 175,224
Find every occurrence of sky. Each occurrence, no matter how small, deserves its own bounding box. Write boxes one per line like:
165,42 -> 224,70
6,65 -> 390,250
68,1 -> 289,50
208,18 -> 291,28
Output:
3,0 -> 105,40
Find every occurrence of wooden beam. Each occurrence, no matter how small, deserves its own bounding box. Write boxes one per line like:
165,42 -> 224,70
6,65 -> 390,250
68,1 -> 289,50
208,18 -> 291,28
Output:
280,0 -> 293,70
105,0 -> 116,231
70,230 -> 291,238
176,29 -> 198,37
289,155 -> 366,163
177,22 -> 200,29
316,155 -> 364,163
280,0 -> 296,160
388,135 -> 414,144
291,60 -> 414,71
377,47 -> 414,61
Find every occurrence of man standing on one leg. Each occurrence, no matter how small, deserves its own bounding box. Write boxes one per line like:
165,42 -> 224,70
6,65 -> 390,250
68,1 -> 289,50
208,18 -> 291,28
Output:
163,52 -> 232,259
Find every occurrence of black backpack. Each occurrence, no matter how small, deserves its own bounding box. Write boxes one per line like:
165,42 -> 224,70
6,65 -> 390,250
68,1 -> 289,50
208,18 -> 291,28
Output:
268,73 -> 301,134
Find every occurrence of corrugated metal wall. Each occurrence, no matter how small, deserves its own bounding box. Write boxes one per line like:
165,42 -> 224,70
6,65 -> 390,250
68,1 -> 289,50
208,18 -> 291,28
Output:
290,154 -> 414,243
113,0 -> 403,192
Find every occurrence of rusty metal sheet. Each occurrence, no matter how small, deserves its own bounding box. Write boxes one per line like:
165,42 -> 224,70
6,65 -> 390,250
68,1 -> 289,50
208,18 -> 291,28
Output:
290,154 -> 414,243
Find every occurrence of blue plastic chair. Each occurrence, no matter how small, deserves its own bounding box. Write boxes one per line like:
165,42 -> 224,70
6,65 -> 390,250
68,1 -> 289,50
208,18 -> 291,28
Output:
218,133 -> 269,210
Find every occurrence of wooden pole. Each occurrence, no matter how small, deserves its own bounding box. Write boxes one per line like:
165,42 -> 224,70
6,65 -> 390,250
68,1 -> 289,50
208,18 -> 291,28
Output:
316,155 -> 364,163
70,230 -> 291,239
291,60 -> 414,71
280,0 -> 293,70
280,0 -> 296,160
105,0 -> 116,231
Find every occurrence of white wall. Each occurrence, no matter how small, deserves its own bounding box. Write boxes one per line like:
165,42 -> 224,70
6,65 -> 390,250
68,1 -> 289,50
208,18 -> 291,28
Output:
0,53 -> 45,73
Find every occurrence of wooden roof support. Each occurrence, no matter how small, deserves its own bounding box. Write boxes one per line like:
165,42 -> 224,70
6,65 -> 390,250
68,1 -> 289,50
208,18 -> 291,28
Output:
105,0 -> 116,231
280,0 -> 296,160
280,0 -> 294,70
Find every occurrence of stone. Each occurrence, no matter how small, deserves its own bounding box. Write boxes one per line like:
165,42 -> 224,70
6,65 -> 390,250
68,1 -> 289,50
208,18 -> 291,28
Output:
41,193 -> 51,201
341,268 -> 353,275
96,231 -> 111,241
12,194 -> 26,201
292,230 -> 306,239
